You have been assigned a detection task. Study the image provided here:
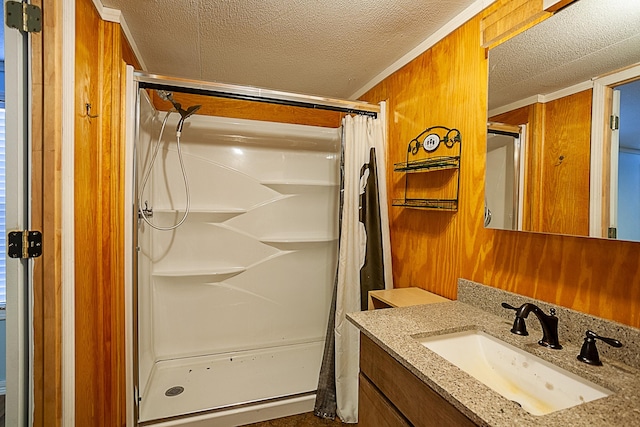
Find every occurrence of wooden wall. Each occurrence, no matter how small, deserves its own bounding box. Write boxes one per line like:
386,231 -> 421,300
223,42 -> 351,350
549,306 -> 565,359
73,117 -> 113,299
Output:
361,11 -> 640,328
150,91 -> 343,127
74,0 -> 127,424
490,89 -> 592,235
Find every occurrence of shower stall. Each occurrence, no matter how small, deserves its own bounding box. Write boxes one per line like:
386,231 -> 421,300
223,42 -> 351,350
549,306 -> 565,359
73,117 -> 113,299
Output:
127,72 -> 380,426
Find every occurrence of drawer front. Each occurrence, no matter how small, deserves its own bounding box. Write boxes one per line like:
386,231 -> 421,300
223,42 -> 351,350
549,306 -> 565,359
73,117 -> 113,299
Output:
359,373 -> 411,427
360,333 -> 476,427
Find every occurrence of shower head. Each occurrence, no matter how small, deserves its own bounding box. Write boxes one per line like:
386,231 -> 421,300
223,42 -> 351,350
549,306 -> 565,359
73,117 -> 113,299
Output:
179,104 -> 202,120
176,104 -> 202,133
156,90 -> 201,132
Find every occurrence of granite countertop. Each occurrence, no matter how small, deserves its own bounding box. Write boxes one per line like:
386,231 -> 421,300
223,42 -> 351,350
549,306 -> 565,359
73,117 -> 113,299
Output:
347,300 -> 640,426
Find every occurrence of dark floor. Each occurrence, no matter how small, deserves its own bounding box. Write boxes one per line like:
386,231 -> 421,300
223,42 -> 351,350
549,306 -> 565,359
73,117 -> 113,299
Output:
0,394 -> 5,427
242,412 -> 349,426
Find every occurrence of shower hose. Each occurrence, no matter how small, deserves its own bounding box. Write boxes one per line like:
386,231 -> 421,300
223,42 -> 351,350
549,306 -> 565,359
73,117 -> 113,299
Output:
138,110 -> 191,230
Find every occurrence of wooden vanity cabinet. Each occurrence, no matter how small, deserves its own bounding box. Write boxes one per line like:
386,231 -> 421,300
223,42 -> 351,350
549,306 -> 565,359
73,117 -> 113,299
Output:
359,333 -> 477,426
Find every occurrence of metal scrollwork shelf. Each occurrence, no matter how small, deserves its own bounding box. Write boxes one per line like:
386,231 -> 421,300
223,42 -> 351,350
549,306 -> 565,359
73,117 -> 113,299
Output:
392,126 -> 461,211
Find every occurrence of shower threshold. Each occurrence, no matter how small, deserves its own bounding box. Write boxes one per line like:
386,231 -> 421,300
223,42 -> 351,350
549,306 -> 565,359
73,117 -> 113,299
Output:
138,340 -> 324,423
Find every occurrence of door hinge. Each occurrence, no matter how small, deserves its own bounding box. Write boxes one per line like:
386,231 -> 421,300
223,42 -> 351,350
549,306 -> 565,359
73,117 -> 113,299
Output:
608,227 -> 617,239
8,230 -> 43,259
6,1 -> 42,33
609,114 -> 619,131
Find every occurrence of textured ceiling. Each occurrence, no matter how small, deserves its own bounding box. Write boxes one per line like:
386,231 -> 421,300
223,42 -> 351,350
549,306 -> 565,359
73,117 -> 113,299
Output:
488,0 -> 640,111
101,0 -> 476,99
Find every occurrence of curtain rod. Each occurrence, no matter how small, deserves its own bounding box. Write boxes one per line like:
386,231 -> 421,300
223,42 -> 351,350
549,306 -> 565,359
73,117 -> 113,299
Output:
134,72 -> 379,118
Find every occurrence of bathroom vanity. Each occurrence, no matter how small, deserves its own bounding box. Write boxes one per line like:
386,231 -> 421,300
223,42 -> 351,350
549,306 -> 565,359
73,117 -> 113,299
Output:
348,280 -> 640,426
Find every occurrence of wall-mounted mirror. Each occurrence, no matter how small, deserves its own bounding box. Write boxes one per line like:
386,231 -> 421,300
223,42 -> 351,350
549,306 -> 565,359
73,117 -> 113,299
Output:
486,0 -> 640,242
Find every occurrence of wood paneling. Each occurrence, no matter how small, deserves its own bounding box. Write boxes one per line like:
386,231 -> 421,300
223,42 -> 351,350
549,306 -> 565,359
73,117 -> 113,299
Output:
481,0 -> 550,48
361,11 -> 640,328
491,91 -> 593,235
151,92 -> 343,128
120,29 -> 141,69
360,16 -> 487,299
32,0 -> 63,425
75,0 -> 126,424
539,90 -> 592,236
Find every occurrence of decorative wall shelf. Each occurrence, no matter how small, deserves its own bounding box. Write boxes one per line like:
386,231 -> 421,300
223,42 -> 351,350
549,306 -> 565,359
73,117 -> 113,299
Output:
393,155 -> 460,173
391,198 -> 458,211
393,126 -> 461,211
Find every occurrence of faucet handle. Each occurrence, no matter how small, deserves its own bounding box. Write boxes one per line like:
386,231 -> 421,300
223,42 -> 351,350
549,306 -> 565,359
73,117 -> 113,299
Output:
577,330 -> 623,366
501,302 -> 528,336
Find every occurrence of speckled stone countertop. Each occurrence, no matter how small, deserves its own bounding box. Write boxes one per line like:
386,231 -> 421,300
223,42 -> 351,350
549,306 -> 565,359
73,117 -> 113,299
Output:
347,280 -> 640,426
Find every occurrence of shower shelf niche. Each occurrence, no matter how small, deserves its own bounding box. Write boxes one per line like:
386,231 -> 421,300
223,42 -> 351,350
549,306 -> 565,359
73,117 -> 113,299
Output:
261,180 -> 339,194
393,126 -> 462,211
153,208 -> 247,222
152,267 -> 246,283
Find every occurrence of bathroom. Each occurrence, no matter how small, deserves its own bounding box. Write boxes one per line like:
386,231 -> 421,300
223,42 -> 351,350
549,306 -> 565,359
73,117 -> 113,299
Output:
4,0 -> 640,425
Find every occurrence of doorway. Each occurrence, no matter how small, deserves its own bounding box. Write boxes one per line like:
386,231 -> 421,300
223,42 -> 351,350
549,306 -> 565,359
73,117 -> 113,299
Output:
485,123 -> 525,231
590,65 -> 640,241
613,79 -> 640,241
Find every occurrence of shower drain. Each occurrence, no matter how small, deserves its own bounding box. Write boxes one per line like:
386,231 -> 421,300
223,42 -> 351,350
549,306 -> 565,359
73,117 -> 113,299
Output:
165,386 -> 185,397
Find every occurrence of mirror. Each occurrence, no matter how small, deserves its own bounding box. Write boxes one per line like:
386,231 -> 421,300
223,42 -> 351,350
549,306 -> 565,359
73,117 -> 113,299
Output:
486,0 -> 640,242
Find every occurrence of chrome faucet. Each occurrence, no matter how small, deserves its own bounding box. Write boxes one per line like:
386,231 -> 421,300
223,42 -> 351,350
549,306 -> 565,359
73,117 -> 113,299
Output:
502,302 -> 563,349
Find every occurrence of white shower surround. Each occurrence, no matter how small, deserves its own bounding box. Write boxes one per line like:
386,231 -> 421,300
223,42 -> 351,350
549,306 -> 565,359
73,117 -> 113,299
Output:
136,91 -> 340,424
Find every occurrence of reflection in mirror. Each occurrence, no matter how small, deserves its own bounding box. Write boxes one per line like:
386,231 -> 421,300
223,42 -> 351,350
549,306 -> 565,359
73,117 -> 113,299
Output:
485,124 -> 523,231
486,0 -> 640,242
615,79 -> 640,242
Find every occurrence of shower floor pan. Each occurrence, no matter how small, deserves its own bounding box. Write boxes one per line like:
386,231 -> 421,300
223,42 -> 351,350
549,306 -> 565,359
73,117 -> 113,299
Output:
139,341 -> 324,423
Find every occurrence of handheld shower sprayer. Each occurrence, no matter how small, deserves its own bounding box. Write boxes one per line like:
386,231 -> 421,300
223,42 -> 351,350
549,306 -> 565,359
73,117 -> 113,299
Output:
156,90 -> 202,133
139,90 -> 202,231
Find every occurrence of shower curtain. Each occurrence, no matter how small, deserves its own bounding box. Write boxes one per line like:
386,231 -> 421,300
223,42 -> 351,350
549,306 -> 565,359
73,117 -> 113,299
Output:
315,104 -> 393,423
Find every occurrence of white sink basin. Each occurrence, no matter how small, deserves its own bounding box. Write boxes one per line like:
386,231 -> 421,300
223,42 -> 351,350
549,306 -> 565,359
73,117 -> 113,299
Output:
417,330 -> 612,415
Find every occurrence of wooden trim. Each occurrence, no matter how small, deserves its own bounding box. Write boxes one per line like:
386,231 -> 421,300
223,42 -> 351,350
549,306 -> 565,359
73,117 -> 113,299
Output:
544,0 -> 577,13
32,0 -> 64,425
600,86 -> 614,237
481,0 -> 551,48
31,0 -> 64,425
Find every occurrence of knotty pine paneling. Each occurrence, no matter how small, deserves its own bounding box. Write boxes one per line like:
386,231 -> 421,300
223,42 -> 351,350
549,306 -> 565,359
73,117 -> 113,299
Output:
361,13 -> 640,328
